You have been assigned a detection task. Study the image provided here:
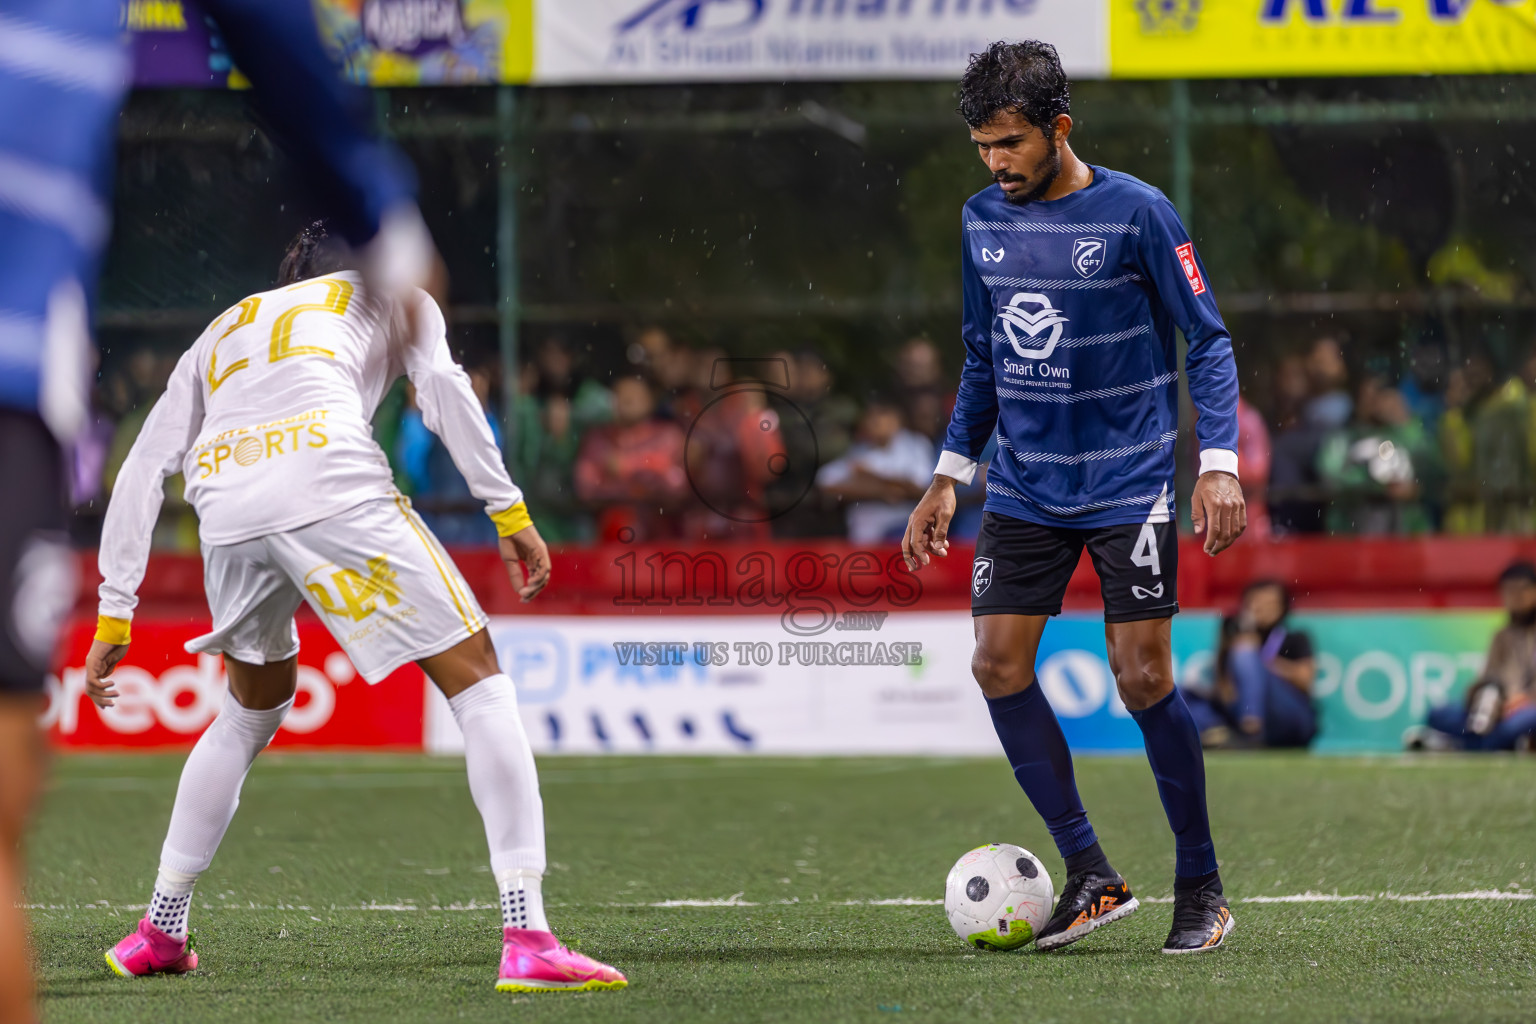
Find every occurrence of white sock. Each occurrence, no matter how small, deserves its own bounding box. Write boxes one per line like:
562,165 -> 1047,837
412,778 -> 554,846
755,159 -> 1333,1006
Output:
147,868 -> 197,940
155,692 -> 292,912
447,675 -> 548,932
497,869 -> 548,932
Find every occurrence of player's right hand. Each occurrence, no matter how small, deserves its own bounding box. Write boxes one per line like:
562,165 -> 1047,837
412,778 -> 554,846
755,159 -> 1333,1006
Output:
500,525 -> 551,603
902,477 -> 958,571
84,640 -> 129,708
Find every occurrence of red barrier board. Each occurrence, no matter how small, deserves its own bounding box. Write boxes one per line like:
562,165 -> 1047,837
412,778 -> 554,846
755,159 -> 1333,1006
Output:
44,619 -> 425,749
78,537 -> 1536,624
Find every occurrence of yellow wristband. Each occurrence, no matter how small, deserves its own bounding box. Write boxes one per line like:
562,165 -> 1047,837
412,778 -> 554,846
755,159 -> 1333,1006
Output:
95,615 -> 131,645
488,501 -> 534,538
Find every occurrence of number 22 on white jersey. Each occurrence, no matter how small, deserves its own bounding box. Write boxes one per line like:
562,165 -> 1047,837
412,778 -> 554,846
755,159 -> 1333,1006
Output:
204,277 -> 353,397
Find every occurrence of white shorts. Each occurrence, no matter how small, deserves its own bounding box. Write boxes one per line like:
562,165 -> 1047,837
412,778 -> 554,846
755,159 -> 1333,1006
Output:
186,494 -> 489,683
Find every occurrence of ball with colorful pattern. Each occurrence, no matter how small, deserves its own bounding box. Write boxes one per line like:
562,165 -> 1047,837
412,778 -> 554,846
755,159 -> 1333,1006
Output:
944,843 -> 1054,951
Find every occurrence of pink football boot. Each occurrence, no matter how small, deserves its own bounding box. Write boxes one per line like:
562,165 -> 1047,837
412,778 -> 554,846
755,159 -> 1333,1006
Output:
105,918 -> 198,977
496,928 -> 627,993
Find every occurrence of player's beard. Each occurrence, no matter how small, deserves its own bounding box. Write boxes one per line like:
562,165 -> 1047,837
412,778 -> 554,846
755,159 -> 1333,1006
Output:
997,144 -> 1063,205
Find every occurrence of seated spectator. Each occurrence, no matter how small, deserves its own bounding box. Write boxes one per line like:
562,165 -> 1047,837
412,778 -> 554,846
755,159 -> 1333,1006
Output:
682,361 -> 786,540
1470,353 -> 1535,534
1269,354 -> 1327,534
893,337 -> 951,442
791,350 -> 857,464
767,350 -> 858,538
1316,377 -> 1437,535
1185,580 -> 1316,749
574,375 -> 688,541
1411,562 -> 1536,751
533,335 -> 613,431
815,397 -> 933,544
641,329 -> 699,426
1399,335 -> 1448,436
513,390 -> 589,544
1303,335 -> 1353,430
395,362 -> 503,545
1439,354 -> 1497,534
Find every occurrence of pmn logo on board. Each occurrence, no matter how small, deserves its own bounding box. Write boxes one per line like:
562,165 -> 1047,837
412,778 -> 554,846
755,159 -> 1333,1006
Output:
617,0 -> 767,33
618,0 -> 1041,33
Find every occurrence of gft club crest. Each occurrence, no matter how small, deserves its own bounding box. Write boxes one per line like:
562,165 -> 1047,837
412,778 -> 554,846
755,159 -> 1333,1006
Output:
1073,236 -> 1106,278
1136,0 -> 1201,33
972,557 -> 993,597
997,293 -> 1070,360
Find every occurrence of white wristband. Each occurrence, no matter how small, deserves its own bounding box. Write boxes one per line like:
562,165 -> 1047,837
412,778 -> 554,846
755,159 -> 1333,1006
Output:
1199,448 -> 1239,478
934,449 -> 979,485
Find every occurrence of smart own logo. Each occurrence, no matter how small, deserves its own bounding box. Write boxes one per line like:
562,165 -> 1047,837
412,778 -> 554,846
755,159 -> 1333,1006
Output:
996,293 -> 1070,360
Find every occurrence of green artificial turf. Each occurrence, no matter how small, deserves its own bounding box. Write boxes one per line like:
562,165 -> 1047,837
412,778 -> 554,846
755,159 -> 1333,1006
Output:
26,753 -> 1536,1023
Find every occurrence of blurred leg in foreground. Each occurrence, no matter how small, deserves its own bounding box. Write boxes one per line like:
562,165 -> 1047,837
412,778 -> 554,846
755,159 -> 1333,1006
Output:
0,412 -> 73,1022
0,700 -> 46,1023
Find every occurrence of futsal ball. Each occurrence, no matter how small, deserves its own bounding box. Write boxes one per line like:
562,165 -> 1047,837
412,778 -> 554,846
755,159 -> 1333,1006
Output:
944,843 -> 1054,950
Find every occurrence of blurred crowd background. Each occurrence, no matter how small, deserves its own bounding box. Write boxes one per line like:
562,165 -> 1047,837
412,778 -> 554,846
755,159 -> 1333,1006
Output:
78,77 -> 1536,550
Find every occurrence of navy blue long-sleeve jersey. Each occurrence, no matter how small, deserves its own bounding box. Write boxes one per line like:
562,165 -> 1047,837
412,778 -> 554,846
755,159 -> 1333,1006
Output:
937,166 -> 1240,528
0,0 -> 415,423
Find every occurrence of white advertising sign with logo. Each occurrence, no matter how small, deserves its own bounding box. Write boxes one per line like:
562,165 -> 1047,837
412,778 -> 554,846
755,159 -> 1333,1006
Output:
427,612 -> 1000,755
534,0 -> 1108,84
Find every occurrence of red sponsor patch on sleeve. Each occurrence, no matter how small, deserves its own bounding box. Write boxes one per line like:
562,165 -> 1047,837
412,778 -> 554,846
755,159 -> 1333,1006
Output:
1175,242 -> 1207,295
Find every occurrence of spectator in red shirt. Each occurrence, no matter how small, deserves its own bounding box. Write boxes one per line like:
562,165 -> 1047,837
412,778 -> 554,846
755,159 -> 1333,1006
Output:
574,375 -> 688,541
683,361 -> 787,540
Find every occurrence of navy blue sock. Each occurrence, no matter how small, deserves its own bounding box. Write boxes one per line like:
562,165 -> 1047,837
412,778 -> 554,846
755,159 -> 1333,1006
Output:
1128,688 -> 1219,880
985,682 -> 1098,860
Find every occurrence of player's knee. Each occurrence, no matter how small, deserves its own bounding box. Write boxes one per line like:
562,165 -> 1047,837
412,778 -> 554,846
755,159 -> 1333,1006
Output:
1114,659 -> 1173,711
420,628 -> 502,699
971,647 -> 1033,698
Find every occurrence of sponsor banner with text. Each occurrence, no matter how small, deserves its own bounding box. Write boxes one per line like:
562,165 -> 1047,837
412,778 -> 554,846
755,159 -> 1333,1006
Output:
44,619 -> 425,748
533,0 -> 1108,84
426,613 -> 987,755
127,0 -> 535,88
314,0 -> 534,85
426,610 -> 1497,755
45,609 -> 1498,753
1109,0 -> 1536,78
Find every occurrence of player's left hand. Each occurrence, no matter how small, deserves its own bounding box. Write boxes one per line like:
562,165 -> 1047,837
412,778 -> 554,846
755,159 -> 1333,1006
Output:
84,639 -> 129,708
501,525 -> 551,603
1191,471 -> 1246,556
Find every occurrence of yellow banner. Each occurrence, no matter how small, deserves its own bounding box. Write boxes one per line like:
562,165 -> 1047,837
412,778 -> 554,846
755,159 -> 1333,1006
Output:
1110,0 -> 1536,78
312,0 -> 534,85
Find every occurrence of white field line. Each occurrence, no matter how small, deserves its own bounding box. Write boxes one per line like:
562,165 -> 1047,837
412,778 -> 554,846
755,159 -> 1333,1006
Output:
21,890 -> 1535,913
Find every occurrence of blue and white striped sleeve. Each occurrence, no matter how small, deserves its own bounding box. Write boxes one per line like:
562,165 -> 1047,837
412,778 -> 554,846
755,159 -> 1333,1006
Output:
1133,197 -> 1240,477
935,238 -> 999,484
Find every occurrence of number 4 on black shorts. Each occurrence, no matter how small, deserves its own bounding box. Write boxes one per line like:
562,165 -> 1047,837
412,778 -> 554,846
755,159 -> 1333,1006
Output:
970,511 -> 1179,623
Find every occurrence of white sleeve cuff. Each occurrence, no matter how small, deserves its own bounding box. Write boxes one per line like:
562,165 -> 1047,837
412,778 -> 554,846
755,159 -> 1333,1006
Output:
1199,448 -> 1239,478
934,449 -> 980,485
363,202 -> 434,300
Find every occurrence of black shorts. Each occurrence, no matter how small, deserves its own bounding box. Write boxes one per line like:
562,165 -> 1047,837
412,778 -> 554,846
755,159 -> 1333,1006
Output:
0,411 -> 72,695
971,511 -> 1179,623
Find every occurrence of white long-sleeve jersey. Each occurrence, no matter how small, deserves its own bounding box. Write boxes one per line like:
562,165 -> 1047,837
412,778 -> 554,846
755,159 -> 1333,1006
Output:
98,271 -> 526,623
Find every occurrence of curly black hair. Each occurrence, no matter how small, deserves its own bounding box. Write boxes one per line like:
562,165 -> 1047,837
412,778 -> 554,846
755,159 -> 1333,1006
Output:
277,219 -> 354,285
957,40 -> 1071,135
